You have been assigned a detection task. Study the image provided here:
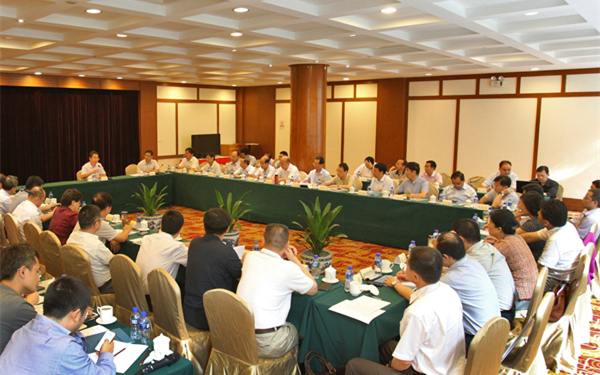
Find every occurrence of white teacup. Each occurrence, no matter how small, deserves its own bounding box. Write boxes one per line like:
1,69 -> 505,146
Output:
140,220 -> 149,231
98,305 -> 113,323
153,334 -> 171,359
381,259 -> 392,272
325,267 -> 337,282
382,190 -> 389,198
465,199 -> 472,207
50,198 -> 57,205
349,186 -> 355,193
350,281 -> 362,297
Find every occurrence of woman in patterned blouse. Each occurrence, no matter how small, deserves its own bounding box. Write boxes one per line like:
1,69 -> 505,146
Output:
515,192 -> 546,261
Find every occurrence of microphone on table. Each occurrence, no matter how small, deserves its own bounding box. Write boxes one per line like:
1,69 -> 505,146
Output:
135,353 -> 181,375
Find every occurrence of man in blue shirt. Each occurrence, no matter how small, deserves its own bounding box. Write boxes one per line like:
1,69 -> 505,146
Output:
442,171 -> 477,204
0,277 -> 116,375
395,162 -> 429,199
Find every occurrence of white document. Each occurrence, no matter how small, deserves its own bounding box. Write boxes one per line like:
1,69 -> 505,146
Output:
80,325 -> 108,337
130,238 -> 143,245
36,296 -> 44,305
329,296 -> 390,324
233,245 -> 245,260
88,341 -> 148,374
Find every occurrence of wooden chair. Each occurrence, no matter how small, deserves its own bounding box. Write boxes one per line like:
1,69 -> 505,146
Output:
428,182 -> 439,199
556,185 -> 564,201
465,317 -> 510,375
220,165 -> 226,173
299,171 -> 308,181
441,172 -> 452,187
204,289 -> 299,375
511,267 -> 548,337
148,269 -> 212,375
3,213 -> 23,245
353,176 -> 363,191
23,222 -> 49,277
468,176 -> 485,189
125,164 -> 138,175
198,162 -> 208,170
39,231 -> 64,280
0,216 -> 8,249
109,254 -> 150,324
76,171 -> 83,181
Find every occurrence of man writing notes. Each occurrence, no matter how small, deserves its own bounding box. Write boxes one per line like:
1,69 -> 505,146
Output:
272,156 -> 300,182
239,147 -> 257,167
249,157 -> 276,179
233,158 -> 255,178
346,247 -> 465,375
322,163 -> 355,189
395,162 -> 429,199
200,153 -> 224,176
530,166 -> 559,199
482,160 -> 518,191
370,163 -> 394,194
443,171 -> 477,204
178,147 -> 200,172
80,151 -> 107,179
225,151 -> 241,174
353,157 -> 375,178
237,224 -> 317,358
137,150 -> 159,173
303,156 -> 331,184
420,160 -> 443,185
480,175 -> 519,208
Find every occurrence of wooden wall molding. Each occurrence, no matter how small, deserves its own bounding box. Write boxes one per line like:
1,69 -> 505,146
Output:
138,81 -> 157,159
0,72 -> 141,91
157,99 -> 235,104
407,67 -> 600,82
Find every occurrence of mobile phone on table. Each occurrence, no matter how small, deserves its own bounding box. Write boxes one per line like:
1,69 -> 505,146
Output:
94,331 -> 116,353
318,282 -> 332,291
373,276 -> 389,287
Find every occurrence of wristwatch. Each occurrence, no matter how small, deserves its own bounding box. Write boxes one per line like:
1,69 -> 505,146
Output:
391,280 -> 399,287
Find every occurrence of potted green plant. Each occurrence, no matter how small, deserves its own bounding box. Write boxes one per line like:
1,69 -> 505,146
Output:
293,197 -> 347,273
131,182 -> 168,231
215,190 -> 251,247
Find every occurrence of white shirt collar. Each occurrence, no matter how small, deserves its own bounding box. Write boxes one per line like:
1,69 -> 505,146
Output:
410,282 -> 440,304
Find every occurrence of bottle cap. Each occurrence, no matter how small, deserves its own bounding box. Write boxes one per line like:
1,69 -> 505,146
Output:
376,253 -> 380,257
314,255 -> 318,259
254,240 -> 258,244
140,311 -> 147,317
411,240 -> 415,244
132,307 -> 139,313
348,265 -> 353,270
61,274 -> 67,278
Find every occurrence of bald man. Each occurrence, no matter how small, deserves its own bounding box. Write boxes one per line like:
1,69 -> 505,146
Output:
225,151 -> 241,174
271,156 -> 300,182
13,187 -> 50,241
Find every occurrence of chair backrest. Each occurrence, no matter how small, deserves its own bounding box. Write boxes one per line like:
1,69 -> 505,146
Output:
441,172 -> 452,187
23,222 -> 45,265
198,162 -> 208,170
522,267 -> 548,331
148,268 -> 189,340
465,317 -> 510,375
220,164 -> 226,173
109,254 -> 149,313
299,171 -> 308,181
76,171 -> 83,181
589,222 -> 598,239
204,289 -> 259,365
556,184 -> 564,201
0,215 -> 8,248
563,253 -> 589,317
428,183 -> 439,199
468,176 -> 485,189
39,231 -> 64,280
353,176 -> 363,191
4,214 -> 23,245
125,164 -> 138,175
60,244 -> 101,296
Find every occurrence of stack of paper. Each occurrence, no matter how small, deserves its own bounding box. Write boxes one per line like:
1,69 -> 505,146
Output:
329,296 -> 390,324
88,341 -> 147,374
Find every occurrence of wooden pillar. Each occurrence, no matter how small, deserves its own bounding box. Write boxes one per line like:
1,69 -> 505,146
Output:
138,81 -> 158,159
289,64 -> 328,173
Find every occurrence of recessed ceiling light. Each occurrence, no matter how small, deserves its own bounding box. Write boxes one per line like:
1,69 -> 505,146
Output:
346,65 -> 350,68
343,77 -> 349,81
350,34 -> 356,37
17,19 -> 24,23
381,7 -> 396,14
78,74 -> 85,77
269,64 -> 272,67
116,34 -> 127,38
315,60 -> 319,63
231,32 -> 243,37
86,9 -> 101,14
233,7 -> 248,13
116,77 -> 123,79
530,67 -> 539,71
34,72 -> 42,75
232,84 -> 237,87
232,49 -> 237,52
525,11 -> 539,16
278,82 -> 282,84
181,81 -> 187,83
425,73 -> 432,76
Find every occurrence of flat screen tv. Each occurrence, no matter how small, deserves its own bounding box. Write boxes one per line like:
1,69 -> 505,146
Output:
191,134 -> 221,157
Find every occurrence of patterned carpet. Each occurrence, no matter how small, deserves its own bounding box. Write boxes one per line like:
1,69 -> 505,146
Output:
160,205 -> 600,374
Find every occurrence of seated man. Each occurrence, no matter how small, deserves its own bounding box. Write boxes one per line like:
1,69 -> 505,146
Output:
530,166 -> 559,199
136,210 -> 188,299
178,147 -> 200,172
73,192 -> 132,253
274,151 -> 288,169
0,277 -> 116,374
323,163 -> 355,189
233,158 -> 255,178
184,208 -> 243,330
272,156 -> 300,182
435,232 -> 500,351
520,199 -> 585,292
9,175 -> 58,217
370,163 -> 394,194
67,205 -> 114,294
249,157 -> 276,179
571,189 -> 599,241
389,159 -> 407,181
302,156 -> 331,184
353,157 -> 375,178
453,219 -> 516,320
0,175 -> 17,217
347,246 -> 465,375
239,147 -> 257,167
137,150 -> 159,173
443,171 -> 477,204
480,175 -> 519,208
48,189 -> 83,245
0,244 -> 40,354
237,224 -> 317,358
593,180 -> 600,189
395,162 -> 429,199
419,160 -> 443,185
200,153 -> 223,176
13,187 -> 49,240
522,182 -> 545,196
482,160 -> 518,191
225,151 -> 241,174
80,151 -> 107,179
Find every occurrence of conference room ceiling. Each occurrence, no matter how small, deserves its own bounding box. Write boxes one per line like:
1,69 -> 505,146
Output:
0,0 -> 598,86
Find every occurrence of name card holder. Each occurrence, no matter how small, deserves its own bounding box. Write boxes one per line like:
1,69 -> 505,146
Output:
188,169 -> 195,175
101,176 -> 108,181
266,179 -> 274,184
208,172 -> 215,177
292,182 -> 300,187
477,204 -> 490,210
223,174 -> 231,179
319,185 -> 328,191
247,177 -> 255,182
393,194 -> 405,201
442,200 -> 453,206
477,187 -> 487,193
149,172 -> 156,176
358,190 -> 368,196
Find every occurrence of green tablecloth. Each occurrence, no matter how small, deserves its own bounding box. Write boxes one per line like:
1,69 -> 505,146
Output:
289,264 -> 408,368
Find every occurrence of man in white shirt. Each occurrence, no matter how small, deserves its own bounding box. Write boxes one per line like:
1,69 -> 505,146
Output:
419,160 -> 443,185
12,187 -> 47,241
0,176 -> 18,217
73,192 -> 131,253
323,163 -> 355,189
80,151 -> 107,179
347,246 -> 465,375
233,158 -> 255,178
482,160 -> 518,191
200,153 -> 224,176
136,210 -> 188,297
249,157 -> 276,179
273,151 -> 288,169
353,157 -> 375,178
178,148 -> 200,172
370,163 -> 394,194
272,156 -> 300,182
396,162 -> 429,199
443,171 -> 477,204
237,224 -> 317,358
67,205 -> 114,293
239,148 -> 257,167
137,150 -> 159,173
571,189 -> 600,241
480,175 -> 519,208
303,156 -> 331,184
9,176 -> 57,216
225,151 -> 241,174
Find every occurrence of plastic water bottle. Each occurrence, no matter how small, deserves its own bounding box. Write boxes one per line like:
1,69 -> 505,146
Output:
345,266 -> 354,293
408,240 -> 416,253
432,230 -> 440,240
473,213 -> 479,222
367,185 -> 372,196
439,190 -> 444,201
139,311 -> 152,345
82,201 -> 86,207
357,171 -> 361,178
389,186 -> 394,199
130,307 -> 141,340
230,171 -> 234,179
469,181 -> 473,188
374,253 -> 382,276
502,202 -> 508,210
473,195 -> 479,207
253,241 -> 259,251
508,202 -> 513,211
187,166 -> 190,173
167,165 -> 171,172
317,179 -> 321,187
291,175 -> 295,184
311,255 -> 320,280
136,214 -> 141,230
49,191 -> 53,200
92,172 -> 97,181
486,206 -> 493,223
242,172 -> 247,181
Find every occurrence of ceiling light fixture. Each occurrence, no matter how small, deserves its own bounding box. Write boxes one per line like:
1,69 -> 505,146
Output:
116,34 -> 127,38
117,77 -> 123,79
315,60 -> 319,63
343,78 -> 350,80
278,82 -> 282,84
86,9 -> 101,14
34,72 -> 42,75
530,67 -> 539,71
181,81 -> 187,83
425,73 -> 432,76
350,34 -> 356,37
78,74 -> 85,77
525,11 -> 539,16
346,65 -> 350,68
232,49 -> 237,52
233,7 -> 248,13
18,19 -> 25,23
231,32 -> 243,37
381,7 -> 396,14
269,64 -> 272,67
232,84 -> 237,87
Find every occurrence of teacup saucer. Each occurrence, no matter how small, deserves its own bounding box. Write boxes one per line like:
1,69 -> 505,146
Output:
382,269 -> 393,274
323,278 -> 339,283
97,316 -> 117,325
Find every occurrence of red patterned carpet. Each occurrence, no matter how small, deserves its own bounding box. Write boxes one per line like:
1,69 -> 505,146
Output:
159,206 -> 600,374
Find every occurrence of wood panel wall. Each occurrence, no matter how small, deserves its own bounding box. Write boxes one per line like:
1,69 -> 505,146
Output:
376,78 -> 408,167
235,86 -> 276,158
139,81 -> 157,159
